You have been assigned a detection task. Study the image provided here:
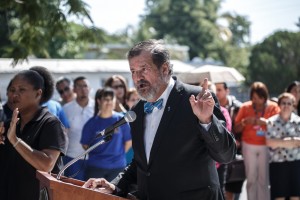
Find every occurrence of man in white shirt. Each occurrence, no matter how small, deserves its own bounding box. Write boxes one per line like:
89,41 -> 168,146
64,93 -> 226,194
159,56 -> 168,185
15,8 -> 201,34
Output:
63,76 -> 94,180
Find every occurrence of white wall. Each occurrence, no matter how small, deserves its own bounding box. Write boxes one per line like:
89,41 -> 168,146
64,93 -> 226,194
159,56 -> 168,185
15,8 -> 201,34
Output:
0,71 -> 133,103
0,58 -> 194,102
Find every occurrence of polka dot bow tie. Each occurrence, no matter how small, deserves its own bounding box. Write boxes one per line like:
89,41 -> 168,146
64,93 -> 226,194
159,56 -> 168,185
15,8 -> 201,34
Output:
144,99 -> 163,114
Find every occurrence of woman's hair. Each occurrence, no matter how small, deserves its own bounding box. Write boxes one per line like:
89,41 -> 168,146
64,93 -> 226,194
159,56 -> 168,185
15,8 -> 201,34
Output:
30,66 -> 54,104
104,75 -> 128,104
286,81 -> 300,93
126,88 -> 138,101
56,76 -> 72,89
250,82 -> 269,103
94,87 -> 115,116
285,80 -> 300,114
277,92 -> 295,106
14,66 -> 54,105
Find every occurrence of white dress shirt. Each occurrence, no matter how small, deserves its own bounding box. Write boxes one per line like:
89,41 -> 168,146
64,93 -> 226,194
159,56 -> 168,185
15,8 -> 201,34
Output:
144,78 -> 175,162
63,98 -> 94,158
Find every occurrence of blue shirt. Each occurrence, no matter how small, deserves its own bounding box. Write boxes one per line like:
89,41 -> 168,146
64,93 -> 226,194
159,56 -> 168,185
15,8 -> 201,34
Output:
81,112 -> 132,169
43,100 -> 70,128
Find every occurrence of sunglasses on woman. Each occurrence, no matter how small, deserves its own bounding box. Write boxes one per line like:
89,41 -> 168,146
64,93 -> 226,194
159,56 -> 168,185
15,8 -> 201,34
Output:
112,84 -> 124,90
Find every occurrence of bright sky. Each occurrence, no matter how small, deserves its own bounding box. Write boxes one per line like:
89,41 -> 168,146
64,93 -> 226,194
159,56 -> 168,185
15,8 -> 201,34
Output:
84,0 -> 300,44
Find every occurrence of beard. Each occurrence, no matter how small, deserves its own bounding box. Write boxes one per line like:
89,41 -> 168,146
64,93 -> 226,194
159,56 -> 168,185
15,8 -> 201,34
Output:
135,73 -> 168,101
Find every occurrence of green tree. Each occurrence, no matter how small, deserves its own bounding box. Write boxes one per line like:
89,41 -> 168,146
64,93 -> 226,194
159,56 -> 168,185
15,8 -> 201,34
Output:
41,23 -> 106,59
133,0 -> 250,74
219,13 -> 251,76
141,0 -> 223,60
221,12 -> 251,47
248,31 -> 300,95
0,0 -> 105,64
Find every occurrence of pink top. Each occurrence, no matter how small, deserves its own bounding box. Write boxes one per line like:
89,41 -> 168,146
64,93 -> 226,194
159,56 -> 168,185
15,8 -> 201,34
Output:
221,106 -> 232,132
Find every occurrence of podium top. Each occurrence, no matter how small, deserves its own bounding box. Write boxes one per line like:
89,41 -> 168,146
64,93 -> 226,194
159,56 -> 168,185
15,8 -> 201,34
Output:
36,171 -> 128,200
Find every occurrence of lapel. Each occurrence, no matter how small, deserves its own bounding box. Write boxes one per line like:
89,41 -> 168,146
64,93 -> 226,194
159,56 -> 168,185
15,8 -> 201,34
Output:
132,100 -> 148,166
147,80 -> 185,167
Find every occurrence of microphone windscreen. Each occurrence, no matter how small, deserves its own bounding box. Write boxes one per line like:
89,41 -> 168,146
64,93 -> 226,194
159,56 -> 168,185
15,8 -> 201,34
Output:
124,111 -> 136,123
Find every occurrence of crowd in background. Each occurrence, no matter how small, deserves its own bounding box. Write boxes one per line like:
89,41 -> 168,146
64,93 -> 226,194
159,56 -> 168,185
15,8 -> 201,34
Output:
0,66 -> 300,200
213,81 -> 300,200
200,80 -> 300,200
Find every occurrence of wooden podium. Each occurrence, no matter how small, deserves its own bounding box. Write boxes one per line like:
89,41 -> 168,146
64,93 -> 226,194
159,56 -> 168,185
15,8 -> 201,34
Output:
36,171 -> 128,200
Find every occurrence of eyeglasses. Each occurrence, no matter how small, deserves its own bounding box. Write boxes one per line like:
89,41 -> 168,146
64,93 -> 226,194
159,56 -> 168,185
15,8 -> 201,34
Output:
101,97 -> 113,102
58,86 -> 70,95
280,102 -> 293,106
112,84 -> 124,90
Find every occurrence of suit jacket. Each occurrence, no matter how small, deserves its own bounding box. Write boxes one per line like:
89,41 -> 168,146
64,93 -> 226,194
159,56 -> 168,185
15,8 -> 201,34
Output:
112,78 -> 236,200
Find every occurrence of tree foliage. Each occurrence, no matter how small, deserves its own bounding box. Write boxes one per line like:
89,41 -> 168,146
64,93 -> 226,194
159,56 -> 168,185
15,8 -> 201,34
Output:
0,0 -> 252,74
221,12 -> 251,47
132,0 -> 250,74
141,0 -> 223,60
248,31 -> 300,95
0,0 -> 105,65
41,23 -> 106,59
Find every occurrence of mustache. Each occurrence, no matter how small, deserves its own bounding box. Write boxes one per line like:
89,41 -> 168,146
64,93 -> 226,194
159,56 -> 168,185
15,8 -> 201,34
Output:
136,79 -> 150,86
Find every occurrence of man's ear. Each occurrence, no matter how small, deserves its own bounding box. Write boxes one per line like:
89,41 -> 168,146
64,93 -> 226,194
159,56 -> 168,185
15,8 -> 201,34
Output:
162,62 -> 169,75
226,88 -> 230,95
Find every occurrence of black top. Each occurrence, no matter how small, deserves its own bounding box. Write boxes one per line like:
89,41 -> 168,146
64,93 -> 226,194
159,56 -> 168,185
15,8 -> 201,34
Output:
0,107 -> 68,200
3,103 -> 13,121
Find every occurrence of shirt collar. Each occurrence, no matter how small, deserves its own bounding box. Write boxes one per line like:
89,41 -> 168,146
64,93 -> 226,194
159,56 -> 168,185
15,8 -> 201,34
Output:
157,78 -> 175,107
23,107 -> 47,122
278,112 -> 299,123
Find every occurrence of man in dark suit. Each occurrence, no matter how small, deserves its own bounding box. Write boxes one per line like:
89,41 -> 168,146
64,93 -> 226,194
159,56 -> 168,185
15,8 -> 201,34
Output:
84,39 -> 236,200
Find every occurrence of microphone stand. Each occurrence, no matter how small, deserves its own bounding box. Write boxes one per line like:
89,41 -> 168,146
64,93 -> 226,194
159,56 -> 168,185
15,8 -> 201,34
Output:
57,132 -> 113,180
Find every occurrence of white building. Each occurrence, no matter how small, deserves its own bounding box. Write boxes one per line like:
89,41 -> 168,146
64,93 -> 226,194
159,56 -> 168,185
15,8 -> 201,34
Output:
0,58 -> 195,101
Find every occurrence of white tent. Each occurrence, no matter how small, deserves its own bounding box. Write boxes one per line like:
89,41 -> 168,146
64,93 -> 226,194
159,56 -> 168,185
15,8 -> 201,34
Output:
177,65 -> 245,85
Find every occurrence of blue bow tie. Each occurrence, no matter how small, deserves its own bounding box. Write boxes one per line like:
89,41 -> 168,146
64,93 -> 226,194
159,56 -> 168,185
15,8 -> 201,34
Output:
144,99 -> 163,114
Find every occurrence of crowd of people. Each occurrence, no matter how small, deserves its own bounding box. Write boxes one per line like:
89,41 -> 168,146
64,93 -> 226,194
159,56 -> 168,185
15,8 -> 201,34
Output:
206,80 -> 300,200
0,39 -> 299,200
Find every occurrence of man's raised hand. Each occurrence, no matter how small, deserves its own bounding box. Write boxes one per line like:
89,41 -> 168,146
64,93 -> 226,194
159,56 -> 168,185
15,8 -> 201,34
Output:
189,78 -> 215,123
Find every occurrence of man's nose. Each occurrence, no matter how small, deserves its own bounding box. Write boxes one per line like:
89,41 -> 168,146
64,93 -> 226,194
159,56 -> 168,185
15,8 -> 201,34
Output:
134,71 -> 144,81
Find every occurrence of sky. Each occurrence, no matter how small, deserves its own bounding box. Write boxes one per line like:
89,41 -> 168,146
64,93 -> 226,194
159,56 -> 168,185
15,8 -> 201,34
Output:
83,0 -> 299,44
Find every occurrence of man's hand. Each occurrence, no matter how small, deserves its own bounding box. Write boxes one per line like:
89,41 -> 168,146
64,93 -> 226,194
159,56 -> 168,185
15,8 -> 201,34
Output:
189,78 -> 215,123
82,178 -> 115,194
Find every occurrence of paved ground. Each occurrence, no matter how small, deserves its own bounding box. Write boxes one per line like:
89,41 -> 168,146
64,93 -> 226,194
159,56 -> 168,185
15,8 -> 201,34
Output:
239,181 -> 247,200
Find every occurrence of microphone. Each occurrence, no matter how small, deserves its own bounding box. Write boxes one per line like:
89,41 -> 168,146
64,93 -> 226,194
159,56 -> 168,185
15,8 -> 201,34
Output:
95,111 -> 136,139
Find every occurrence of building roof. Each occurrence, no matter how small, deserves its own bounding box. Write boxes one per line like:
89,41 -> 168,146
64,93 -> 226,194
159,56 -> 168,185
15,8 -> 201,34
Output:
0,58 -> 194,74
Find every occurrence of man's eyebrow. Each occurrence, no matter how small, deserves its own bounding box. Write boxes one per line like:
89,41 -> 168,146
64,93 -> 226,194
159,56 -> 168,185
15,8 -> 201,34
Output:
130,64 -> 147,70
